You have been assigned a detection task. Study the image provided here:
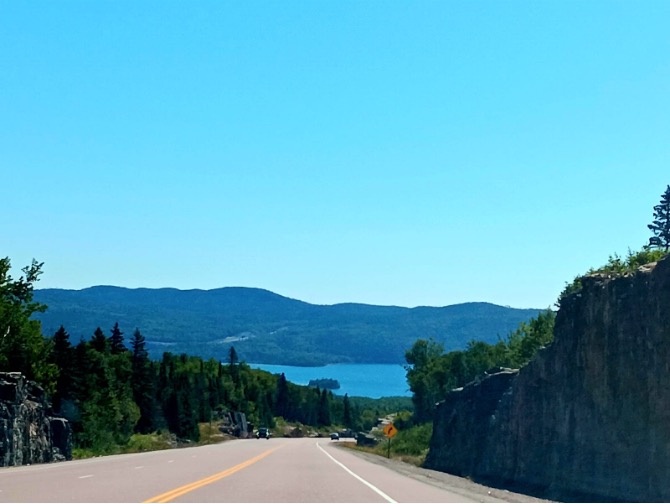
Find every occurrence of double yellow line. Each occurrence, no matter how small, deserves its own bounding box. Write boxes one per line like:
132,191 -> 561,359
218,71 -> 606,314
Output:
144,445 -> 282,503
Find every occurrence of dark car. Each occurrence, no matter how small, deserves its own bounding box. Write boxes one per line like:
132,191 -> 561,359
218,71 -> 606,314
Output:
256,427 -> 271,439
330,432 -> 340,440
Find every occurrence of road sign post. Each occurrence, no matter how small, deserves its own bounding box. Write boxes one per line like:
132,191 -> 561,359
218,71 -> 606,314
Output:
382,423 -> 398,459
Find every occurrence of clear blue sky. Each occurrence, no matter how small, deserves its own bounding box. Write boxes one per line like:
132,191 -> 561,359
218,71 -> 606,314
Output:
2,1 -> 669,309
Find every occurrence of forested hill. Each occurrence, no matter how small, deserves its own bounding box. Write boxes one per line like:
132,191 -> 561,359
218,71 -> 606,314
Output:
33,286 -> 543,366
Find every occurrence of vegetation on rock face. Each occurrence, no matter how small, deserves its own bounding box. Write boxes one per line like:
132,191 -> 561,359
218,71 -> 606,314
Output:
557,248 -> 668,308
648,184 -> 670,252
409,188 -> 670,476
558,189 -> 670,308
404,309 -> 556,424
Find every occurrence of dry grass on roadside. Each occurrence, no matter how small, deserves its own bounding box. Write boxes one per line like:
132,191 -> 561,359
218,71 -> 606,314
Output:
340,440 -> 427,467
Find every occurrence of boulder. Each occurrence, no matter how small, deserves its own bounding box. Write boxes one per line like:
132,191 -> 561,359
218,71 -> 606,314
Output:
356,432 -> 378,447
0,373 -> 72,466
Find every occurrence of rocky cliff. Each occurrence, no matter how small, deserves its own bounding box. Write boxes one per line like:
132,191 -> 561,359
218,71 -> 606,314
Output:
425,256 -> 670,502
0,372 -> 72,466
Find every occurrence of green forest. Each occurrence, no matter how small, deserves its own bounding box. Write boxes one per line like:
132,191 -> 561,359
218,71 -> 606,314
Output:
2,246 -> 666,459
0,257 -> 409,456
402,247 -> 668,428
33,286 -> 541,366
2,184 -> 668,461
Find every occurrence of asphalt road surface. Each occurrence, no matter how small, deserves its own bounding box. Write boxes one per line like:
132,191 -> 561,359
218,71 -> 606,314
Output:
0,438 -> 538,503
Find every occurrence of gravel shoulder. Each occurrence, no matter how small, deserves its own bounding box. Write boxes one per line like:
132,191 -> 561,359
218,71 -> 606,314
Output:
335,444 -> 553,503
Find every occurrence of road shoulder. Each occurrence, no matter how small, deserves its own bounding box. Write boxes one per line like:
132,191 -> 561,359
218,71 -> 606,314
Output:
333,444 -> 552,503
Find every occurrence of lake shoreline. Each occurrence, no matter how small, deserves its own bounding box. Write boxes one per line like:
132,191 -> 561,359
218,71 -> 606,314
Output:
249,362 -> 410,399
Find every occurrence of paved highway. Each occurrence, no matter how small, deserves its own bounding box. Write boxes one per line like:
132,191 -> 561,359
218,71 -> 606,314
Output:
0,438 -> 512,502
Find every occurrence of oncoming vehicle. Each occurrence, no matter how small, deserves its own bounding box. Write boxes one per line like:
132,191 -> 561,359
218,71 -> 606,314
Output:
330,432 -> 339,440
256,427 -> 271,439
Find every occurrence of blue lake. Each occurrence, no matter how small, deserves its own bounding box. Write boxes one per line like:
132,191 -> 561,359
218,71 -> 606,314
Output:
249,363 -> 411,398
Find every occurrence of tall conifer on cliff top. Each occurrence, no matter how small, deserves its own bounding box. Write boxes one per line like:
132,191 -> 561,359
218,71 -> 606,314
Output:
648,185 -> 670,252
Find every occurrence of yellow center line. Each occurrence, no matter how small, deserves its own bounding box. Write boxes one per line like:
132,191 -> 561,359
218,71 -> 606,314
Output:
143,445 -> 283,503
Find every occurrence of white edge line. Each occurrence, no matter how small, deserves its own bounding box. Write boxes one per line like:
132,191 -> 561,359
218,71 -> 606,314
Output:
78,475 -> 94,479
316,442 -> 397,503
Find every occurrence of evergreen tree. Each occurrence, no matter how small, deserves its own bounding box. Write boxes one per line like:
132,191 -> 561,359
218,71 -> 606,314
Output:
343,393 -> 352,428
228,346 -> 240,392
161,356 -> 178,433
90,327 -> 107,353
75,345 -> 119,450
648,185 -> 670,251
206,359 -> 222,413
275,372 -> 290,419
178,376 -> 199,440
260,391 -> 275,427
172,371 -> 200,440
68,338 -> 90,432
130,328 -> 156,433
195,360 -> 210,423
228,346 -> 239,366
107,349 -> 140,443
50,325 -> 75,413
109,322 -> 126,354
317,388 -> 331,426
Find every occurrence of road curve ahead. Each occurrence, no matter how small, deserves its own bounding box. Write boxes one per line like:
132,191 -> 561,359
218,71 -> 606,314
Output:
0,438 -> 509,502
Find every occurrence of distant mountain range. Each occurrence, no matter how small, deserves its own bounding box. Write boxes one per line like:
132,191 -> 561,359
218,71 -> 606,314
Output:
33,286 -> 543,366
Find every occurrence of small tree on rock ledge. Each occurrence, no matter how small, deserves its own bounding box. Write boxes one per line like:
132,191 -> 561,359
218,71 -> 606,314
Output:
648,185 -> 670,252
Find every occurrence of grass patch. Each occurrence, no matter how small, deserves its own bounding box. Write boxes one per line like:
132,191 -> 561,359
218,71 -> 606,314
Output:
198,421 -> 231,445
72,422 -> 234,459
341,423 -> 432,467
121,432 -> 178,453
72,447 -> 101,460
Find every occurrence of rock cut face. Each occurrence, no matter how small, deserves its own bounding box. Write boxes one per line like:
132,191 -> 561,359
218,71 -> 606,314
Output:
0,372 -> 72,467
426,257 -> 670,502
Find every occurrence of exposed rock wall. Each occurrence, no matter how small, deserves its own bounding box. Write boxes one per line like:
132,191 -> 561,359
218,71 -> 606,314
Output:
426,370 -> 518,478
0,372 -> 72,466
425,257 -> 670,502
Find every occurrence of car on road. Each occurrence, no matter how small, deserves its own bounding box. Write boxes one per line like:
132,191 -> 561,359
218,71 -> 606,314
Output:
330,432 -> 339,440
256,427 -> 271,439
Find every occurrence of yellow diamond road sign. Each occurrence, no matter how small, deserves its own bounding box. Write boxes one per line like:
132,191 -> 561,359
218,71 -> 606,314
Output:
383,423 -> 398,438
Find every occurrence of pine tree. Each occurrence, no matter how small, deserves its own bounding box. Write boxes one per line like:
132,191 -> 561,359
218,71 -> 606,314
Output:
90,327 -> 107,353
318,388 -> 331,426
275,373 -> 290,419
109,322 -> 126,354
70,338 -> 90,423
648,185 -> 670,251
174,372 -> 200,440
228,346 -> 239,367
131,328 -> 155,433
343,393 -> 352,429
50,325 -> 75,413
228,346 -> 240,388
75,343 -> 119,450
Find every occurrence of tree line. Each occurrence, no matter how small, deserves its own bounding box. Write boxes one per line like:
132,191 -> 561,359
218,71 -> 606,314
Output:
404,309 -> 556,423
0,257 -> 402,454
404,184 -> 670,425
